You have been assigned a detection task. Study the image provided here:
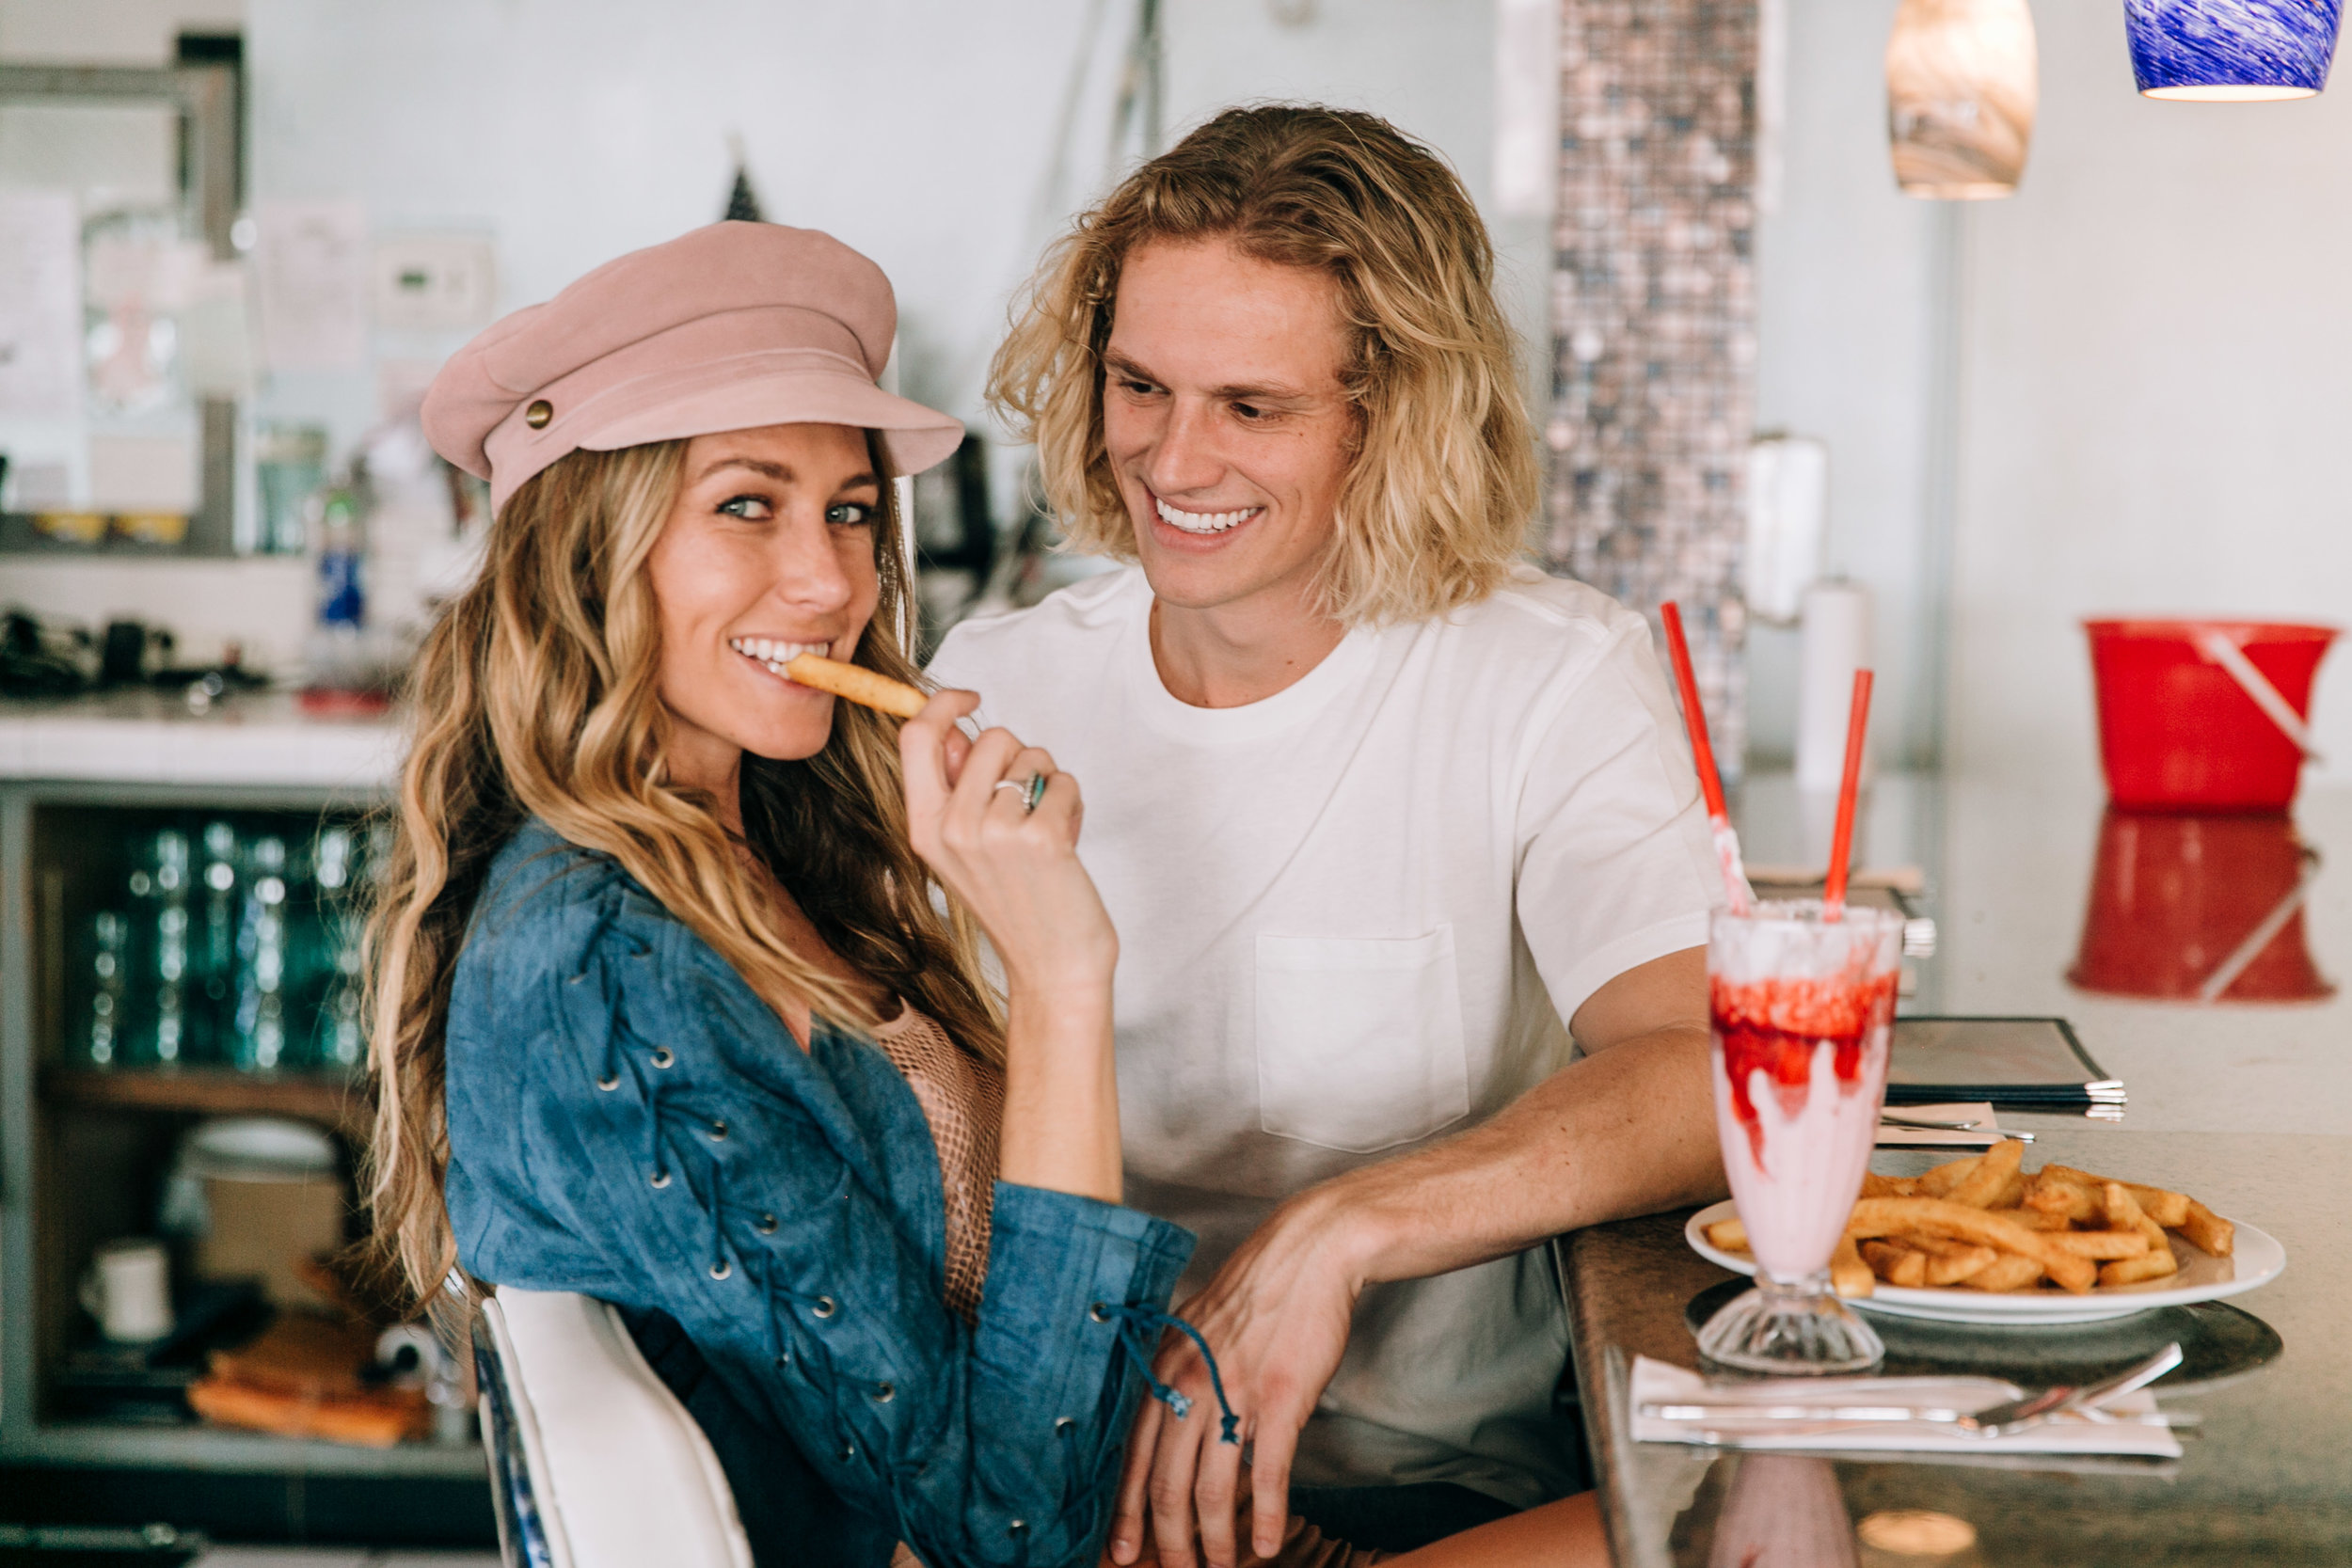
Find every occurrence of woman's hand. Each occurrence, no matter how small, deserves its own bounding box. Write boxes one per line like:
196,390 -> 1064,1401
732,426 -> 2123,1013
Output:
898,689 -> 1117,997
901,689 -> 1123,1202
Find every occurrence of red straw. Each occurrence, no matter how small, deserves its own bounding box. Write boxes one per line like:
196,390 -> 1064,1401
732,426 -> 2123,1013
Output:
1821,668 -> 1875,922
1660,602 -> 1729,822
1659,602 -> 1751,914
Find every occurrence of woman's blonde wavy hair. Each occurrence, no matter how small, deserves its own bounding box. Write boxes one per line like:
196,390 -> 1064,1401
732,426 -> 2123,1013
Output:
364,436 -> 1002,1302
989,103 -> 1539,627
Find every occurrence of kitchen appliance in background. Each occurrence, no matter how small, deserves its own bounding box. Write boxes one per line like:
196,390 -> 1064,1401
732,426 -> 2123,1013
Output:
912,434 -> 998,657
98,619 -> 171,685
163,1117 -> 347,1310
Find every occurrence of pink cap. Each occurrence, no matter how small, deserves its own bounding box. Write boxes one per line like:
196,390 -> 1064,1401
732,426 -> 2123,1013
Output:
422,221 -> 962,515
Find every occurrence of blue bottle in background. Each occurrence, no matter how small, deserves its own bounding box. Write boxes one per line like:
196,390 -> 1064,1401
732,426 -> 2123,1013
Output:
312,483 -> 367,630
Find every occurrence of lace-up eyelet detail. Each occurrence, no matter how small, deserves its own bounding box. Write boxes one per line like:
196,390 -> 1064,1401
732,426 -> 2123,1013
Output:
813,1295 -> 836,1319
1008,1520 -> 1027,1538
1089,1302 -> 1109,1323
595,1072 -> 619,1091
872,1382 -> 895,1403
650,1047 -> 675,1069
1055,1416 -> 1074,1433
707,1120 -> 727,1141
755,1213 -> 778,1234
650,1169 -> 672,1189
709,1258 -> 732,1280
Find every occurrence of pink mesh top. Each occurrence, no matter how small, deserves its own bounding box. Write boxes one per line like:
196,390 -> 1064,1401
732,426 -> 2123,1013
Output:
873,1006 -> 1384,1568
871,1003 -> 1004,1322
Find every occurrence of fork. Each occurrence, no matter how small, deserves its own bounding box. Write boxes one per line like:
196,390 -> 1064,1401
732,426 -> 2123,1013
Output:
1947,1341 -> 2182,1436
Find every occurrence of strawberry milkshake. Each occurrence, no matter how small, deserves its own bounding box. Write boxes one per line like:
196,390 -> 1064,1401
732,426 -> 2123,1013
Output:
1695,901 -> 1903,1374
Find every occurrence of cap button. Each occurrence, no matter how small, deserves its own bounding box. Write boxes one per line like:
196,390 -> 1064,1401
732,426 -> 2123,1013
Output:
525,399 -> 553,430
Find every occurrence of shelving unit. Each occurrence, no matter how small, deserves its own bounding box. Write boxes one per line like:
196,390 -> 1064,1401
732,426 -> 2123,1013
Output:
0,777 -> 487,1537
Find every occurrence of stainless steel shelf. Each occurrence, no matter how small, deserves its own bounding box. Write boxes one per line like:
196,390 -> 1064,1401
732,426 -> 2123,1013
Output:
7,1422 -> 485,1477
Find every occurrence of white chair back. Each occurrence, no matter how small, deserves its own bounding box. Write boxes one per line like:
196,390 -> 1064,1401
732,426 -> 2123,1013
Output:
474,1288 -> 755,1568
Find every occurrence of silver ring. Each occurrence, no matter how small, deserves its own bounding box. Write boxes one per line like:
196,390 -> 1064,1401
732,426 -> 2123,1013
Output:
993,774 -> 1047,813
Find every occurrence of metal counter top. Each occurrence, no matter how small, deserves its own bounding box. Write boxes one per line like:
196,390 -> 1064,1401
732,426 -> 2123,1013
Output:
0,689 -> 400,789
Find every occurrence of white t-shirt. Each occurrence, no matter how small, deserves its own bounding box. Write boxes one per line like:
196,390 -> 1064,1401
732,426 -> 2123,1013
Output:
929,563 -> 1720,1505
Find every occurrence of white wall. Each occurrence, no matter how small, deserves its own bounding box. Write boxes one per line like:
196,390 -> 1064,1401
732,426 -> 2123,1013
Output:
1751,0 -> 1947,768
242,0 -> 1523,458
1949,1 -> 2352,784
3,0 -> 1530,671
1756,0 -> 2352,784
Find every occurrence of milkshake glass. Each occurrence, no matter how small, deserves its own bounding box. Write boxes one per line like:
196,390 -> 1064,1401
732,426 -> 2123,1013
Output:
1696,900 -> 1903,1374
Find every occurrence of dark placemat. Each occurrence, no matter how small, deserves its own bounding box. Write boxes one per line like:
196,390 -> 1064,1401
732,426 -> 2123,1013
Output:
1683,1278 -> 2282,1391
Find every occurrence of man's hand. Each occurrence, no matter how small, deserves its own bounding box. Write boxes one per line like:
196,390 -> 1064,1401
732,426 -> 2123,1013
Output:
1108,946 -> 1719,1568
1107,1192 -> 1364,1568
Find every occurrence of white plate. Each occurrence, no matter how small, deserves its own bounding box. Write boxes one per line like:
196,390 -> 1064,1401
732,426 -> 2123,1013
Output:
1684,1199 -> 2287,1324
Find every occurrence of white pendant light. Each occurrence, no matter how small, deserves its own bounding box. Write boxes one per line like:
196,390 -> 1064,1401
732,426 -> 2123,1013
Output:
1885,0 -> 2040,199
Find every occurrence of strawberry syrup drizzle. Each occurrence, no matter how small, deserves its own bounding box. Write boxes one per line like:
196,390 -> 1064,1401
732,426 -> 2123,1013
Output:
1712,967 -> 1899,1169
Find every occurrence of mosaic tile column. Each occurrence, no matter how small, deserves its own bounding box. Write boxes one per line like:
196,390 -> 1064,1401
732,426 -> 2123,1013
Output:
1544,0 -> 1759,774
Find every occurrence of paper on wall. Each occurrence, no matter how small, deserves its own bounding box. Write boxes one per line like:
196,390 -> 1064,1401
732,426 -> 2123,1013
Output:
0,190 -> 84,420
88,432 -> 198,512
255,200 -> 368,372
180,259 -> 256,397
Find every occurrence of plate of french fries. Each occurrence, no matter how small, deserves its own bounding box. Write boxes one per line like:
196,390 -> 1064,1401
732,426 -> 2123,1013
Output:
1687,1139 -> 2285,1324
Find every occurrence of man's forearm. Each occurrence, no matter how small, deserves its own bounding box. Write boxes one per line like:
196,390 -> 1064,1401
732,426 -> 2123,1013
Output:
1305,1022 -> 1727,1289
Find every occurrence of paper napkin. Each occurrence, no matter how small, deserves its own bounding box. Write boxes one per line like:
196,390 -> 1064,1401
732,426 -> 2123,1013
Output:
1630,1355 -> 2182,1458
1876,1101 -> 2009,1148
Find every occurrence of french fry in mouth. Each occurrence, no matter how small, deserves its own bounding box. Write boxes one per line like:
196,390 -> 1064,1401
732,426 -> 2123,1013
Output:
783,653 -> 929,719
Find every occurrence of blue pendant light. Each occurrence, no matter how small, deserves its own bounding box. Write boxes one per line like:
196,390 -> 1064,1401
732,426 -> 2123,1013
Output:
2125,0 -> 2344,101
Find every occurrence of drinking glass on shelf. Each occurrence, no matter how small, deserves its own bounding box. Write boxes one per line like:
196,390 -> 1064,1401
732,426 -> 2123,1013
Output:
126,827 -> 193,1067
191,818 -> 243,1064
84,911 -> 131,1067
309,823 -> 370,1069
1695,900 -> 1903,1375
231,832 -> 297,1071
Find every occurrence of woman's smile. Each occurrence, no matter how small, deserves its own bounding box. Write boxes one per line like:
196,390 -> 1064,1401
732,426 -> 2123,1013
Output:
727,635 -> 839,689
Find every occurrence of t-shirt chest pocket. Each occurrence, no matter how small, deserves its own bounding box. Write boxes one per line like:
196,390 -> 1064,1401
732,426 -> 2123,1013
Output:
1252,927 -> 1470,1153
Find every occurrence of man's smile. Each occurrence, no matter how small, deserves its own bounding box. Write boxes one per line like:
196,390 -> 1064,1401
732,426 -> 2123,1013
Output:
1153,495 -> 1265,535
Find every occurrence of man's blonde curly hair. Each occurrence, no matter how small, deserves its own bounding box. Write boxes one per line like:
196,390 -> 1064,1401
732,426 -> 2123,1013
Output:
988,103 -> 1539,627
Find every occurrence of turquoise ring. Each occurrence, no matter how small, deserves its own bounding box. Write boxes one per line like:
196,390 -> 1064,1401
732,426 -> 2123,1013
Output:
994,774 -> 1048,814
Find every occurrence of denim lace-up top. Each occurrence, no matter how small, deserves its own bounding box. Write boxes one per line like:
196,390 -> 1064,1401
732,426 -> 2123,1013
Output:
444,820 -> 1200,1568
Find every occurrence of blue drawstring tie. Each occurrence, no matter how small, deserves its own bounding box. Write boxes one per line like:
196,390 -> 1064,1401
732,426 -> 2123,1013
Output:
1100,1303 -> 1241,1445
